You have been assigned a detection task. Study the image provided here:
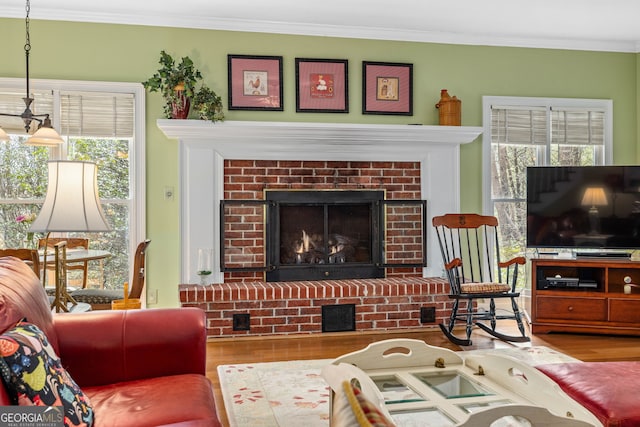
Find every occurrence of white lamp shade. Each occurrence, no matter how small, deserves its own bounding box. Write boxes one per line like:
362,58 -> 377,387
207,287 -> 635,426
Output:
0,127 -> 9,142
25,126 -> 64,146
581,187 -> 608,207
29,161 -> 111,232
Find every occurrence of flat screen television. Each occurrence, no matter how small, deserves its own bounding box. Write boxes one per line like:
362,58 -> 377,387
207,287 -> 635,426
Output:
526,165 -> 640,252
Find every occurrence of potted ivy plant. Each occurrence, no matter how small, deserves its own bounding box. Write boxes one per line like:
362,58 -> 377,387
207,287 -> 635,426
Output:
193,85 -> 225,122
143,50 -> 225,122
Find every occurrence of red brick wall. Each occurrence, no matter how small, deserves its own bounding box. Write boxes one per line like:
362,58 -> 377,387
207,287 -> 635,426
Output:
179,277 -> 452,338
222,160 -> 423,282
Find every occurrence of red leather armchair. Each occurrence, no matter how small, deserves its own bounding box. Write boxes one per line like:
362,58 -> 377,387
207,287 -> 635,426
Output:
0,256 -> 221,427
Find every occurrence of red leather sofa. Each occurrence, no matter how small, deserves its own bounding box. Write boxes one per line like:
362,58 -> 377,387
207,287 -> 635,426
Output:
538,362 -> 640,427
0,256 -> 221,427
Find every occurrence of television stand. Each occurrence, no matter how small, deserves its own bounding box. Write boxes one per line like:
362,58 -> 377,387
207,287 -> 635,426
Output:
531,257 -> 640,336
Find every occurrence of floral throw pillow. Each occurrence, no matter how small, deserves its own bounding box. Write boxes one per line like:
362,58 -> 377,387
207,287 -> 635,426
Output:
0,321 -> 94,427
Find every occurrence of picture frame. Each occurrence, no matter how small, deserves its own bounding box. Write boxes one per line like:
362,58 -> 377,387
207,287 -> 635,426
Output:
295,58 -> 348,113
227,54 -> 283,111
362,61 -> 413,115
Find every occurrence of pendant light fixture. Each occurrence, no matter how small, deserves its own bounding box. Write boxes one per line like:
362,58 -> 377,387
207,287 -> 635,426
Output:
0,0 -> 64,146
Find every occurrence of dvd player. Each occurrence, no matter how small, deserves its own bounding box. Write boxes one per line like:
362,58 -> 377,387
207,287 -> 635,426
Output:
541,276 -> 598,289
545,276 -> 579,287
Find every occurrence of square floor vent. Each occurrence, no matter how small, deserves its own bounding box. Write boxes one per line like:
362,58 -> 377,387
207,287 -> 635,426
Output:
322,304 -> 356,332
233,313 -> 250,331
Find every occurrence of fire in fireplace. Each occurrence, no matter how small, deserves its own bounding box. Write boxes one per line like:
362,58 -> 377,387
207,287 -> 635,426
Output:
266,190 -> 383,281
220,190 -> 427,282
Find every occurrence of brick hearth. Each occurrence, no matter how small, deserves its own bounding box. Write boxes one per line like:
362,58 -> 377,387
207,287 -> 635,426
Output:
180,277 -> 452,338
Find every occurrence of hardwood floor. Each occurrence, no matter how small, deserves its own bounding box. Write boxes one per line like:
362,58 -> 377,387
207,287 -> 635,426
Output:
205,325 -> 640,427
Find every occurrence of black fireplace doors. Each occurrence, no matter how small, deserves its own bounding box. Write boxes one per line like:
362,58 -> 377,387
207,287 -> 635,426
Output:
220,190 -> 427,281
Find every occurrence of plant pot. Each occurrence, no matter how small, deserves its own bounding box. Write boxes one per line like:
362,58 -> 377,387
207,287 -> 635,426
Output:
171,86 -> 191,119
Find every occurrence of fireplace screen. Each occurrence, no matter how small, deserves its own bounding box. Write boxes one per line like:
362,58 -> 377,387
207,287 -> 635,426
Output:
279,204 -> 373,265
220,190 -> 426,282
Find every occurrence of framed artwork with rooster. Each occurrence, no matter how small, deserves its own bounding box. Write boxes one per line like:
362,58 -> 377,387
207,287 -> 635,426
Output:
228,54 -> 283,111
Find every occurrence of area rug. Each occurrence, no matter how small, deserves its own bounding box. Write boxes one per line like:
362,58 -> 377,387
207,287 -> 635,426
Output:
217,346 -> 579,427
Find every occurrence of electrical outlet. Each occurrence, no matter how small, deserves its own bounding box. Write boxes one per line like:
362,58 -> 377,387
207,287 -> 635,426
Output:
164,186 -> 174,201
147,289 -> 158,305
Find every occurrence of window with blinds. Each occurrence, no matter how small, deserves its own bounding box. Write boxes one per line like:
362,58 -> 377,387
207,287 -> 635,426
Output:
482,96 -> 612,289
0,80 -> 145,292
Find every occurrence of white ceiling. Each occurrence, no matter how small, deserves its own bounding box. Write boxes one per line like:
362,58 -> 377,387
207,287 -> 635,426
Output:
2,0 -> 640,52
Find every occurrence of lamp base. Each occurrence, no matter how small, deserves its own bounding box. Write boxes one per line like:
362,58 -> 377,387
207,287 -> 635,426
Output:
587,207 -> 601,235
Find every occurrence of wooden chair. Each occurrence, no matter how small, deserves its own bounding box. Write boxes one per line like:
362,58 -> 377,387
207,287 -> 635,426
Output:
39,237 -> 90,288
0,248 -> 40,278
50,241 -> 81,313
432,213 -> 529,346
71,240 -> 150,310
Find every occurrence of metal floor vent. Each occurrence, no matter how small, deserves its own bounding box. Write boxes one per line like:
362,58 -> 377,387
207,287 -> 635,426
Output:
322,304 -> 356,332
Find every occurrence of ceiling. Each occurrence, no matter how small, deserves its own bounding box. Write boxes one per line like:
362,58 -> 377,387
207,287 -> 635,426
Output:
2,0 -> 640,52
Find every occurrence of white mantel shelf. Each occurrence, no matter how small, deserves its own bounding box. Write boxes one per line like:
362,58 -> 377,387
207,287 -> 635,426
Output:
157,119 -> 483,283
157,119 -> 482,161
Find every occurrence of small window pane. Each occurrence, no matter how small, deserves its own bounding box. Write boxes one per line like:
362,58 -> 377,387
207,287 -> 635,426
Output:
490,144 -> 537,199
550,144 -> 603,166
68,137 -> 131,199
494,200 -> 528,289
0,202 -> 42,249
0,138 -> 49,200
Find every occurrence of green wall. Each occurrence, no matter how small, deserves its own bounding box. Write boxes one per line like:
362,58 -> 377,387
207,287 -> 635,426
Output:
1,18 -> 638,307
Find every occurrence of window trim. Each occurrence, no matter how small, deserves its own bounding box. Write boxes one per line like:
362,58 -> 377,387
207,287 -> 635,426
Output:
481,96 -> 613,216
0,77 -> 146,276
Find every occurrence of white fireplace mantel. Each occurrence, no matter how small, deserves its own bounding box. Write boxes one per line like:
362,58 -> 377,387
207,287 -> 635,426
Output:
157,120 -> 483,282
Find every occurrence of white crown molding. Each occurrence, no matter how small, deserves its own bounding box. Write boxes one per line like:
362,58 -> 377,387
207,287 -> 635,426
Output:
1,7 -> 638,53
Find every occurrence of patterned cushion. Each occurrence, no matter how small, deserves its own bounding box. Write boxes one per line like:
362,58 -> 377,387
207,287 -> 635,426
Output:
0,321 -> 94,426
332,380 -> 395,427
460,282 -> 511,294
70,289 -> 123,305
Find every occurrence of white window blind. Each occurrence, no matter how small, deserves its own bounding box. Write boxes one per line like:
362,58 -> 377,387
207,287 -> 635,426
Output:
0,89 -> 134,138
61,92 -> 134,138
491,105 -> 605,149
490,106 -> 547,146
551,109 -> 604,146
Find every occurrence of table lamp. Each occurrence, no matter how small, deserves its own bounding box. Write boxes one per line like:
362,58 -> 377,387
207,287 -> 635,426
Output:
29,160 -> 111,311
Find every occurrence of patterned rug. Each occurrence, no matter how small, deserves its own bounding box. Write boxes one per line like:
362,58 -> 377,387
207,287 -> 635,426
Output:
217,346 -> 579,427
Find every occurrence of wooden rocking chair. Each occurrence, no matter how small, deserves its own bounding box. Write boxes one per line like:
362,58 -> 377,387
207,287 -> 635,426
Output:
432,213 -> 530,346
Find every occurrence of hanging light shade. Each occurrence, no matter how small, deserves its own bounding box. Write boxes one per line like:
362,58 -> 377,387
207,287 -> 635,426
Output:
29,161 -> 111,233
0,0 -> 63,146
26,123 -> 65,146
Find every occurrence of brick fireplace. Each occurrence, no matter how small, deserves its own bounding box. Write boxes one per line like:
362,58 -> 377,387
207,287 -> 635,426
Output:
158,120 -> 482,338
221,160 -> 425,283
